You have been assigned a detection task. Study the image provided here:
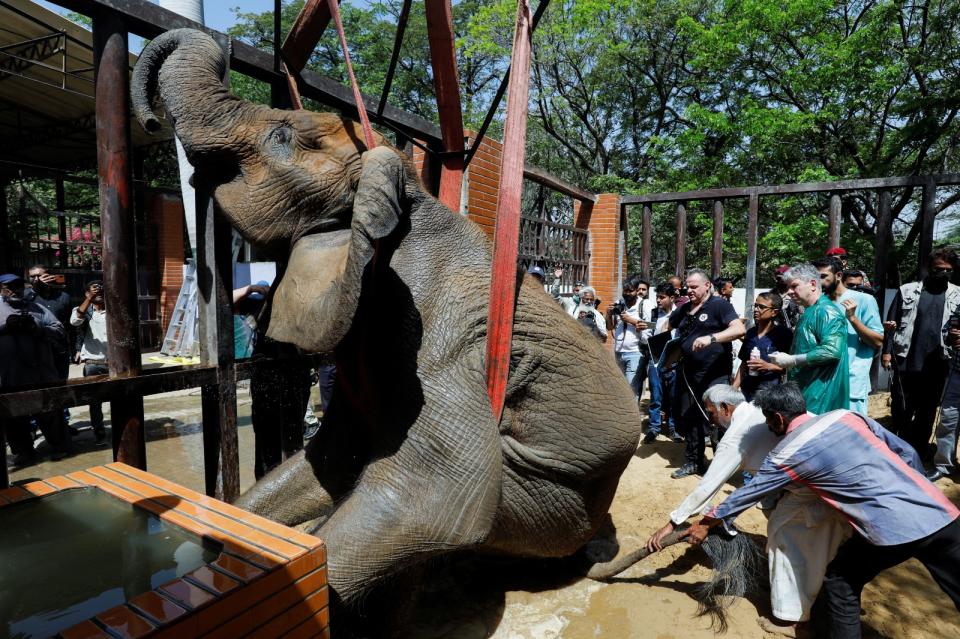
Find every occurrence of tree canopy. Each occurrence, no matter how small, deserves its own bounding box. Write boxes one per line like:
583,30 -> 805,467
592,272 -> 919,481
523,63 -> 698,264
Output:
224,0 -> 960,285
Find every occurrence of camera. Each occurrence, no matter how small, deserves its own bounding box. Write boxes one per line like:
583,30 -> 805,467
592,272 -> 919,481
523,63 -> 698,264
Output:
611,300 -> 626,316
6,311 -> 36,334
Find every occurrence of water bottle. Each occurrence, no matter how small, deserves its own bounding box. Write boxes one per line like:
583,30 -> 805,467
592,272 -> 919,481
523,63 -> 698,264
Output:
748,346 -> 761,376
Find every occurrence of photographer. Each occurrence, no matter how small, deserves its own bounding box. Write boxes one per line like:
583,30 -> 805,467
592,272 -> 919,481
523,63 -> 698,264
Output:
0,273 -> 70,467
607,276 -> 649,404
71,280 -> 109,447
664,268 -> 744,478
574,286 -> 606,342
931,306 -> 960,482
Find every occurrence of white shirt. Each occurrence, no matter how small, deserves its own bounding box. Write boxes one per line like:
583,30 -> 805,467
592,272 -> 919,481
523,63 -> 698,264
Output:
71,306 -> 108,362
669,402 -> 780,525
613,299 -> 643,352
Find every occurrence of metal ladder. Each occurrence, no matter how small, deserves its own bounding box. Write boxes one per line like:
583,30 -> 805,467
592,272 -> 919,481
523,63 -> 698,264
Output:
160,262 -> 199,357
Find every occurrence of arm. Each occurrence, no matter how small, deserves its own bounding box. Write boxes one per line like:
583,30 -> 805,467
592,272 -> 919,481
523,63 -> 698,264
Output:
843,296 -> 883,351
882,290 -> 903,357
593,310 -> 608,340
691,318 -> 746,352
732,363 -> 742,389
786,305 -> 846,367
69,305 -> 86,327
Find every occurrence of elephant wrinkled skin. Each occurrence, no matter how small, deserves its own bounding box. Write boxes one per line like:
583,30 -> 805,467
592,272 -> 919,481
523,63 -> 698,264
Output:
132,28 -> 641,631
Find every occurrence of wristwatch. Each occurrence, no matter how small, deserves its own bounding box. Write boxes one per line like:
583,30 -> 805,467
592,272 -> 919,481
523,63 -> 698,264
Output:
709,334 -> 718,344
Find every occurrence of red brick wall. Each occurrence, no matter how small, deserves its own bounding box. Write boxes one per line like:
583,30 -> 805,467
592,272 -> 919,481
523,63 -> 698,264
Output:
463,134 -> 503,238
576,193 -> 622,319
146,192 -> 185,336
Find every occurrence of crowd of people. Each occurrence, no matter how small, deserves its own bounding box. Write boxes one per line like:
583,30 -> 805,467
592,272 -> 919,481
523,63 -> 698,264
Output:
545,245 -> 960,637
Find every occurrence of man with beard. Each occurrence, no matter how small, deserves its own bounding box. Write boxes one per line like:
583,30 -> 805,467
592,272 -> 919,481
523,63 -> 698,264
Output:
607,276 -> 649,405
883,249 -> 960,461
26,265 -> 74,435
0,273 -> 70,467
769,263 -> 849,413
71,280 -> 109,446
814,258 -> 883,414
664,268 -> 745,477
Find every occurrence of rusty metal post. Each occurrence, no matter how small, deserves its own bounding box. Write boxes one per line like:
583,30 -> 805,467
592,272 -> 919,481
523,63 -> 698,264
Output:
919,178 -> 937,278
55,178 -> 68,269
745,191 -> 759,322
675,203 -> 686,276
424,0 -> 465,212
93,11 -> 145,469
641,204 -> 652,281
828,193 -> 841,249
711,200 -> 723,279
874,190 -> 892,305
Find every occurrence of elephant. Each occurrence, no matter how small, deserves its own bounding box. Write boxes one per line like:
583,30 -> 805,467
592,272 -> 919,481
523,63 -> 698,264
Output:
131,28 -> 641,632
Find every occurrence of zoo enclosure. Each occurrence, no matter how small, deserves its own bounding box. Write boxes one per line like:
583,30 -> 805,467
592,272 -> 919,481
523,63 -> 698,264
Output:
623,174 -> 960,319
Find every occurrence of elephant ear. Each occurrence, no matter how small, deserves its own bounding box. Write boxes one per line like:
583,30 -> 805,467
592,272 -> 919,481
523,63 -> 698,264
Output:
266,147 -> 409,352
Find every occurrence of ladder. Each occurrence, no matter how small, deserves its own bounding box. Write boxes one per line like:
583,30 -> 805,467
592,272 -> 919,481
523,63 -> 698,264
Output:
160,263 -> 199,357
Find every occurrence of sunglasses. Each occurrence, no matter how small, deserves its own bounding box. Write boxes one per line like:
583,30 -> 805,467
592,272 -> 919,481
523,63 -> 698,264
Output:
932,267 -> 954,274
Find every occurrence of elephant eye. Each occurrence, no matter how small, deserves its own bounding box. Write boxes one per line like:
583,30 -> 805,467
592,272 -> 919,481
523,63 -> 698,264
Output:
268,125 -> 294,159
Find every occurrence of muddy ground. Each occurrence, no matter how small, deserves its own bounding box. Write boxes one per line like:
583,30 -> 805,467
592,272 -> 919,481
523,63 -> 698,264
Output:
10,390 -> 960,638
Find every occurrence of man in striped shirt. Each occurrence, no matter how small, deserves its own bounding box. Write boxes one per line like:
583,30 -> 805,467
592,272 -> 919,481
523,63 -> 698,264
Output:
683,382 -> 960,639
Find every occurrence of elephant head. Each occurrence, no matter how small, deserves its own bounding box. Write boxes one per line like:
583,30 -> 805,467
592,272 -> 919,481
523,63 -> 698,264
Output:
131,29 -> 412,352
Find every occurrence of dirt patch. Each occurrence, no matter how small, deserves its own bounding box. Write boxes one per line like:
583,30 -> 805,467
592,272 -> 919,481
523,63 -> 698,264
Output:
404,392 -> 960,638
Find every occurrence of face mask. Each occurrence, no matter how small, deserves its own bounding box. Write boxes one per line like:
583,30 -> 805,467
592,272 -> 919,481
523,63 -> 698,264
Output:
3,292 -> 24,307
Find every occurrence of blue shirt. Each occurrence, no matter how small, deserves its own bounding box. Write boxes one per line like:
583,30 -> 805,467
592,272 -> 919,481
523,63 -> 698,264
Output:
707,410 -> 959,546
834,290 -> 883,401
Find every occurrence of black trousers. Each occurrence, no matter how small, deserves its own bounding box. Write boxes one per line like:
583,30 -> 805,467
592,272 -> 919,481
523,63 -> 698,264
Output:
677,371 -> 725,468
891,355 -> 949,460
83,362 -> 109,434
812,517 -> 960,639
251,361 -> 312,480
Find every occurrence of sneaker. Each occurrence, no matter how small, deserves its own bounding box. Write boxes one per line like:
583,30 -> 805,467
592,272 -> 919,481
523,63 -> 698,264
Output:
304,419 -> 321,440
926,468 -> 946,482
10,451 -> 38,469
94,430 -> 108,448
642,432 -> 658,445
671,463 -> 698,479
669,432 -> 684,443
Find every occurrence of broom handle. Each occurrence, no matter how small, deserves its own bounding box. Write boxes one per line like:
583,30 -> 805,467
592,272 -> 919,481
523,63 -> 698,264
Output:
586,523 -> 692,580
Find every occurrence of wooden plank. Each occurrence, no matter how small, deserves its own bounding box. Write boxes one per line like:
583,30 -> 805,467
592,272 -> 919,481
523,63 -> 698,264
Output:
281,0 -> 332,72
674,203 -> 686,276
93,10 -> 145,469
874,189 -> 892,300
711,200 -> 723,278
919,178 -> 937,278
828,193 -> 841,248
523,165 -> 597,203
745,192 -> 759,322
641,204 -> 651,281
424,0 -> 465,212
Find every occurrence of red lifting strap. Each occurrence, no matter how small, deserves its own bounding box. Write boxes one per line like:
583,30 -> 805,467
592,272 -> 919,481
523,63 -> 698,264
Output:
485,0 -> 533,423
326,0 -> 377,149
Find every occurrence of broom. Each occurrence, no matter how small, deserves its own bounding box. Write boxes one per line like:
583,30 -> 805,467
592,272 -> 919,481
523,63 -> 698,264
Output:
587,524 -> 767,633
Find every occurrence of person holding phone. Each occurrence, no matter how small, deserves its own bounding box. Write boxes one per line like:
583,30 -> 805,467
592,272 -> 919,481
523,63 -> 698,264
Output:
607,275 -> 649,406
71,280 -> 109,447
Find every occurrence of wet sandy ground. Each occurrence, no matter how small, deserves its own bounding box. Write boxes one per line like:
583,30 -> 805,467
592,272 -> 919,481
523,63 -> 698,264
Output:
8,391 -> 960,638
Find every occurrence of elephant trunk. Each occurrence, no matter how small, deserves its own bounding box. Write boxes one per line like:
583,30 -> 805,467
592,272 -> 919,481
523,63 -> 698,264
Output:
131,28 -> 246,159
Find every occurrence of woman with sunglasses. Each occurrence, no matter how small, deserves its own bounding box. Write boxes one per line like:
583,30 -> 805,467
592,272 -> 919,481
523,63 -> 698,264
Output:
733,291 -> 793,400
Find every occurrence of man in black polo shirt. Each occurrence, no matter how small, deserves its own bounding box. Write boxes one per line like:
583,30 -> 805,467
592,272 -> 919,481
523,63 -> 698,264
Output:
665,268 -> 745,477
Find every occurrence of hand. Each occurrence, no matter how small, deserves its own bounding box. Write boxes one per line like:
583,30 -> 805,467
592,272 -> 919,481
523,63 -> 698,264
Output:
746,358 -> 778,372
882,353 -> 892,370
646,521 -> 676,553
85,284 -> 102,300
841,298 -> 857,319
883,320 -> 897,333
692,335 -> 713,351
38,273 -> 57,285
634,320 -> 649,331
553,267 -> 563,279
73,352 -> 82,364
681,522 -> 710,546
769,352 -> 798,369
249,284 -> 269,297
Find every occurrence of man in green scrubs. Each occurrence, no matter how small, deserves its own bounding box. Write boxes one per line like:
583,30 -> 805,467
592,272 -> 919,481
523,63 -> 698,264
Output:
770,263 -> 850,413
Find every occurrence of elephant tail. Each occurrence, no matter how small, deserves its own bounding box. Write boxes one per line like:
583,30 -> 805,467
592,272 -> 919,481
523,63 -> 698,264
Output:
588,526 -> 768,634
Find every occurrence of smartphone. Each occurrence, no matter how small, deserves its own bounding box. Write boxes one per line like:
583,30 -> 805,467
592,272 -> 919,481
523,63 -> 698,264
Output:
52,274 -> 66,285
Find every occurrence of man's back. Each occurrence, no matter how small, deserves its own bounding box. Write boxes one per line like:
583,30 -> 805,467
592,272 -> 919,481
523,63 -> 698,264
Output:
711,410 -> 958,546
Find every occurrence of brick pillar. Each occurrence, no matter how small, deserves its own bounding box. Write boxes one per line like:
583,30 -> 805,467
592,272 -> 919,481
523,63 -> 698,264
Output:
146,192 -> 185,336
576,193 -> 623,350
463,134 -> 503,238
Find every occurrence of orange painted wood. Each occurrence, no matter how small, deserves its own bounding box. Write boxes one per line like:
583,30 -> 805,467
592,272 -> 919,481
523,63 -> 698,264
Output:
59,620 -> 114,639
250,591 -> 329,638
21,480 -> 57,496
210,554 -> 264,583
128,591 -> 190,625
95,605 -> 155,639
0,486 -> 32,503
185,566 -> 240,596
159,579 -> 217,610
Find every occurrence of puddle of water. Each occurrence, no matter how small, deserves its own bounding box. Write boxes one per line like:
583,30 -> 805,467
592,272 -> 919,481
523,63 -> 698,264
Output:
0,487 -> 220,638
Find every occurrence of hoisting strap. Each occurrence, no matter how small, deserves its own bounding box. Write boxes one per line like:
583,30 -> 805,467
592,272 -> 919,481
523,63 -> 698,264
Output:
326,0 -> 377,150
484,0 -> 533,424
